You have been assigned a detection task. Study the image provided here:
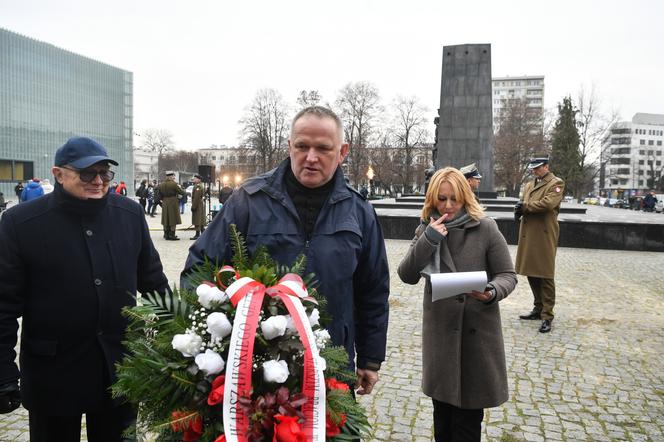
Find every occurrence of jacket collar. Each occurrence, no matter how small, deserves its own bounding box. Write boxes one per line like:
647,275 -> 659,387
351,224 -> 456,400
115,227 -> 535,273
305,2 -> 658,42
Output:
244,159 -> 352,205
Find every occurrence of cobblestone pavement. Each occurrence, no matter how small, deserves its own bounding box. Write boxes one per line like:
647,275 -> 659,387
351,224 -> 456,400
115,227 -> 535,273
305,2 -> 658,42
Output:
2,226 -> 663,441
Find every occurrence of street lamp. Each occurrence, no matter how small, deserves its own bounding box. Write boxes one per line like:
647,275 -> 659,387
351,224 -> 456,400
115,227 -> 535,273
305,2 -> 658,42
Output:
234,174 -> 242,186
366,166 -> 375,196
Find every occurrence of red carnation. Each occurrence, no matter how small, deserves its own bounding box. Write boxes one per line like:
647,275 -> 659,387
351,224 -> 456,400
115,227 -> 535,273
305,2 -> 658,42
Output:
326,412 -> 347,437
325,377 -> 350,391
208,375 -> 226,406
273,414 -> 306,442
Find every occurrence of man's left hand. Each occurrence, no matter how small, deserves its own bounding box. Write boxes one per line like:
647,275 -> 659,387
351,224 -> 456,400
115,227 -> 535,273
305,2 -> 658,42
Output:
355,368 -> 379,395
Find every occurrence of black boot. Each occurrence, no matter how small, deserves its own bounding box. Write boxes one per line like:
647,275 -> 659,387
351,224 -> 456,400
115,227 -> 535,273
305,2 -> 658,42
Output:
163,228 -> 169,239
170,230 -> 180,241
190,231 -> 200,240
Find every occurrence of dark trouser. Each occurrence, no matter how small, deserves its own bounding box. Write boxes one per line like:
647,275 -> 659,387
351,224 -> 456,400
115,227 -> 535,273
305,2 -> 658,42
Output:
29,402 -> 136,442
527,276 -> 556,320
432,399 -> 484,442
150,202 -> 160,216
139,198 -> 146,213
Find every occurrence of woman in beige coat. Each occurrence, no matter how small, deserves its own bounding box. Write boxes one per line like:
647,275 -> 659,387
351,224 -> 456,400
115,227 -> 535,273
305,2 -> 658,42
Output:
398,167 -> 517,441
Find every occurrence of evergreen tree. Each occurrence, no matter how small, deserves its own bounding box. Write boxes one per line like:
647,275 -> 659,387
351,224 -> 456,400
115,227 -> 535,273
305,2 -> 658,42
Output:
550,97 -> 583,197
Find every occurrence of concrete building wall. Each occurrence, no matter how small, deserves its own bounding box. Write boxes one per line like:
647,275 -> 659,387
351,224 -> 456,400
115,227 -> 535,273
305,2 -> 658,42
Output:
601,113 -> 664,196
0,27 -> 133,198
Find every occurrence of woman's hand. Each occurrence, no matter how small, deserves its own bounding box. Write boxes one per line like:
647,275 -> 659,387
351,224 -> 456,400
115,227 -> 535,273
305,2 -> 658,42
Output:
467,289 -> 494,303
428,213 -> 449,237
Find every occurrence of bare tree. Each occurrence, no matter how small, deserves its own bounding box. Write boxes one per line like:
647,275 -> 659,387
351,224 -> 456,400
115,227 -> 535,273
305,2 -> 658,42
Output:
576,85 -> 620,195
335,82 -> 381,186
158,150 -> 199,177
138,129 -> 175,155
240,89 -> 290,173
390,95 -> 429,193
296,90 -> 322,108
493,98 -> 544,197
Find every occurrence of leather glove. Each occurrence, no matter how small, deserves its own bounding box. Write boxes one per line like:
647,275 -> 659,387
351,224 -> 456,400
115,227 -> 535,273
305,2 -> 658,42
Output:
514,202 -> 523,222
0,382 -> 21,414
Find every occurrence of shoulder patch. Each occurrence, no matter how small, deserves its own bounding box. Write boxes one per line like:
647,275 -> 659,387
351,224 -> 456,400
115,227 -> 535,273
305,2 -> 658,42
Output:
555,186 -> 561,193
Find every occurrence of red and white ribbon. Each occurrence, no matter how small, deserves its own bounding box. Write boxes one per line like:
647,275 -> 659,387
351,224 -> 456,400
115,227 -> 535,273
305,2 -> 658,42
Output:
222,273 -> 326,441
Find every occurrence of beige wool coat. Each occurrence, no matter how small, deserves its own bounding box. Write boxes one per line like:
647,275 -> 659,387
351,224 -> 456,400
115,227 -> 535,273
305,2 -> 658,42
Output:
159,180 -> 185,228
398,217 -> 517,409
515,172 -> 565,279
191,183 -> 206,228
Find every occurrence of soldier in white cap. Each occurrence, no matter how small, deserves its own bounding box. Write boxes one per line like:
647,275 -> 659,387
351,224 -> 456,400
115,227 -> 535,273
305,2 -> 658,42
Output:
459,163 -> 482,192
514,156 -> 564,333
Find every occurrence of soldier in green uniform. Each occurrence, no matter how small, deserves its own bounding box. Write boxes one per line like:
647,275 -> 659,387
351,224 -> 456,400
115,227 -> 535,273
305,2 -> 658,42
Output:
190,173 -> 206,240
514,157 -> 565,333
158,171 -> 185,240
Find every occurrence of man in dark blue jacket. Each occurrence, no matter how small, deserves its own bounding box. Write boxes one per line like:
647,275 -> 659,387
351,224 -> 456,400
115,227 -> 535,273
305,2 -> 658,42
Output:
184,106 -> 390,395
0,137 -> 169,441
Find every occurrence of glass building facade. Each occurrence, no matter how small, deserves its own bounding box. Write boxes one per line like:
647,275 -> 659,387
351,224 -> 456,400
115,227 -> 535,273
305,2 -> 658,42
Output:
0,27 -> 133,198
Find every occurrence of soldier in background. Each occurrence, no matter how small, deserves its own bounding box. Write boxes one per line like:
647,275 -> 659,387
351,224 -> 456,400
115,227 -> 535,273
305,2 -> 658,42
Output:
514,157 -> 564,333
158,172 -> 185,241
459,163 -> 482,193
190,174 -> 206,240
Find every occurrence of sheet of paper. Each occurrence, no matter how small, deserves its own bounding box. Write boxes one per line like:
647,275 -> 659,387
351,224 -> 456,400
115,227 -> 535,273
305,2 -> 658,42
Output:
430,271 -> 488,302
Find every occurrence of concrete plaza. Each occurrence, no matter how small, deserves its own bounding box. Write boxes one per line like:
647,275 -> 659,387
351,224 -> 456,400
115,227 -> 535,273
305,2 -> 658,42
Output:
1,214 -> 663,441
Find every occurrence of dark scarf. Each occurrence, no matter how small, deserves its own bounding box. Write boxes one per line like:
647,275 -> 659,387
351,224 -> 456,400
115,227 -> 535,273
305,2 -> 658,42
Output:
443,207 -> 472,230
54,181 -> 109,217
283,165 -> 335,240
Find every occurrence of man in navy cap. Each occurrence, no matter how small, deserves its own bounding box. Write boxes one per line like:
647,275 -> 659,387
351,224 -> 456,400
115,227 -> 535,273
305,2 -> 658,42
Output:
514,156 -> 564,333
0,137 -> 169,440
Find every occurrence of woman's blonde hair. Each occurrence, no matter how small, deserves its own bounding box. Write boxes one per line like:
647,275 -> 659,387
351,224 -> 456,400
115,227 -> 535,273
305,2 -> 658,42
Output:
421,167 -> 485,221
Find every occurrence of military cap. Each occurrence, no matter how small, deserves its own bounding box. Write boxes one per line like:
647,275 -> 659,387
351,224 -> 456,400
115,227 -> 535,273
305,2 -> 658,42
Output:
459,163 -> 482,179
193,173 -> 203,180
165,171 -> 176,176
527,157 -> 549,169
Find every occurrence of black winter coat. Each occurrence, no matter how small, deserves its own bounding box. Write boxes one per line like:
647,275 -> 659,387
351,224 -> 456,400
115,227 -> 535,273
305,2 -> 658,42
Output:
0,184 -> 169,414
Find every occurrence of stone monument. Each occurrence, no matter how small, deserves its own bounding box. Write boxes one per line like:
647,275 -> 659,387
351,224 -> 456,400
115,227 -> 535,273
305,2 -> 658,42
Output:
434,43 -> 495,196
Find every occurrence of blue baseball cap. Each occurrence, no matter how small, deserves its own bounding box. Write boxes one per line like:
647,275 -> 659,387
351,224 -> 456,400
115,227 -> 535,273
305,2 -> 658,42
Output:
54,137 -> 118,168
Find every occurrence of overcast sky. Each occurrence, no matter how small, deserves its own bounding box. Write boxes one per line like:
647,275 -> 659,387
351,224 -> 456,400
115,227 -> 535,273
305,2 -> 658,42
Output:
2,0 -> 663,149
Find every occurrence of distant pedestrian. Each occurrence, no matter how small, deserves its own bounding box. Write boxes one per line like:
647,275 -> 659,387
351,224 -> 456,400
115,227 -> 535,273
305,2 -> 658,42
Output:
14,182 -> 24,199
643,191 -> 656,212
190,174 -> 206,240
178,183 -> 188,214
136,179 -> 148,213
515,156 -> 564,333
150,182 -> 162,217
20,179 -> 44,202
360,185 -> 368,200
109,181 -> 118,194
115,181 -> 127,196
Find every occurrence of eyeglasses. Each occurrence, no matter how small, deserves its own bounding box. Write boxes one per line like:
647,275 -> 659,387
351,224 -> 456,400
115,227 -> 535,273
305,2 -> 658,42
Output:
61,166 -> 115,183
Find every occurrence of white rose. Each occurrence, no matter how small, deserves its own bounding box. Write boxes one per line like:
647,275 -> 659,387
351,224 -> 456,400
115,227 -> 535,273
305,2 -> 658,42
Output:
284,315 -> 297,335
262,359 -> 289,383
207,312 -> 233,339
171,332 -> 203,357
308,309 -> 320,327
314,329 -> 331,349
260,315 -> 288,340
196,284 -> 227,308
195,349 -> 225,375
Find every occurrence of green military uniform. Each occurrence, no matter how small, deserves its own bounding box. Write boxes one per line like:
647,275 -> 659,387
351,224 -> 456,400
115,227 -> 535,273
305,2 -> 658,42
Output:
158,178 -> 185,240
515,171 -> 564,322
190,182 -> 206,239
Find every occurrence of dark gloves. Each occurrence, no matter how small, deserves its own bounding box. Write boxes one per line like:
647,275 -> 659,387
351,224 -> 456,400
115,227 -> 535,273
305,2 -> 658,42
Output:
514,202 -> 523,222
0,382 -> 20,414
